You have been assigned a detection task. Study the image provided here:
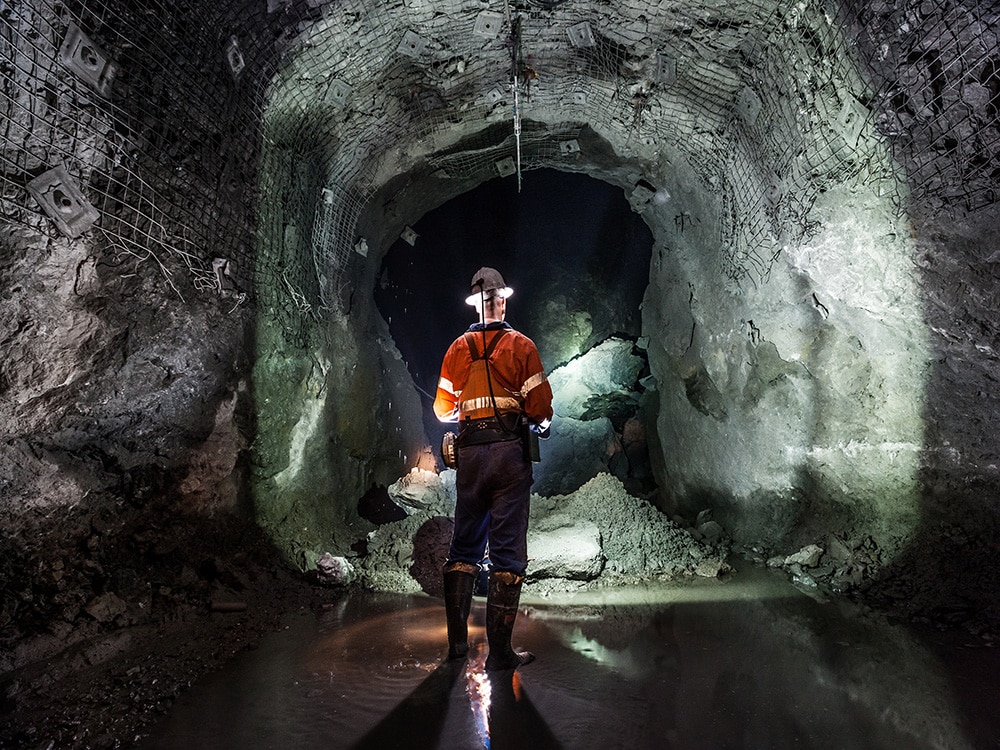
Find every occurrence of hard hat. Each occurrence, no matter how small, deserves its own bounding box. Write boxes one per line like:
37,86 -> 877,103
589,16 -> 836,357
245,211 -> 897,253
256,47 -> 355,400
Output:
465,266 -> 513,306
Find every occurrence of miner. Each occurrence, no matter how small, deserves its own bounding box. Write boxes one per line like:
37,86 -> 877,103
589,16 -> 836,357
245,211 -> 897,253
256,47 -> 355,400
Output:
433,266 -> 553,670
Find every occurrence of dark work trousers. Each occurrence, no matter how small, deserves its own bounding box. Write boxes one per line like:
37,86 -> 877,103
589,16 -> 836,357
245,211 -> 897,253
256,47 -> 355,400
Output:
447,439 -> 533,575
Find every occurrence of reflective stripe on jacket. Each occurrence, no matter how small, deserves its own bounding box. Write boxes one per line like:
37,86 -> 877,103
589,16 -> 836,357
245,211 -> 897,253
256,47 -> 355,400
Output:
434,323 -> 554,426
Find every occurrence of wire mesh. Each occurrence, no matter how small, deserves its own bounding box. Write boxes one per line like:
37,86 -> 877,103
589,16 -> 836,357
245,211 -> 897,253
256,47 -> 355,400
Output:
3,0 -> 269,302
2,0 -> 996,314
843,0 -> 1000,215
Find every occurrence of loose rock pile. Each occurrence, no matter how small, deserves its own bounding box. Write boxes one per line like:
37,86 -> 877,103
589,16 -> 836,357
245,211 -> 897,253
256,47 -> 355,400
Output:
759,535 -> 885,594
354,470 -> 730,595
528,473 -> 730,590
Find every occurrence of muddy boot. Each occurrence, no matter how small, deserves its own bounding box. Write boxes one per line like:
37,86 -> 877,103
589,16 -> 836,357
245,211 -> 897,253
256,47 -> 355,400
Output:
484,570 -> 535,671
444,563 -> 477,660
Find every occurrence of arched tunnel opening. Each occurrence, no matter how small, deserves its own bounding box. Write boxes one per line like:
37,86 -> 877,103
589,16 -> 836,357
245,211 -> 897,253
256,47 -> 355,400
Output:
3,0 -> 1000,746
250,100 -> 928,585
372,169 -> 657,503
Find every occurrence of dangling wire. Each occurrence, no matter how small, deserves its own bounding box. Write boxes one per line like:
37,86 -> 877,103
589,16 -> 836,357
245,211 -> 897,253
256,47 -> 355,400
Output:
513,84 -> 522,192
509,11 -> 523,192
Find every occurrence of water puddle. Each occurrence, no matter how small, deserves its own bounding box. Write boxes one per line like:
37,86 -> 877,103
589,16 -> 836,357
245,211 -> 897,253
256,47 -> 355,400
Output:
139,566 -> 999,749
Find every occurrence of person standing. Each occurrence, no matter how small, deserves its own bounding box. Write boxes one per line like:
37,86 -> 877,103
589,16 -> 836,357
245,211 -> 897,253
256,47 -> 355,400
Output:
433,267 -> 553,670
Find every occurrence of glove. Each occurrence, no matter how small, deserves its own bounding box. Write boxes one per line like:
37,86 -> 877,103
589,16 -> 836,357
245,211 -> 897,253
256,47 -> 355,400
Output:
529,420 -> 551,439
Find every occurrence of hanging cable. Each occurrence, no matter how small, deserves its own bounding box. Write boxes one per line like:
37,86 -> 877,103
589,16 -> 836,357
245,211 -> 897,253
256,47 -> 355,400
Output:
513,82 -> 522,192
509,12 -> 523,192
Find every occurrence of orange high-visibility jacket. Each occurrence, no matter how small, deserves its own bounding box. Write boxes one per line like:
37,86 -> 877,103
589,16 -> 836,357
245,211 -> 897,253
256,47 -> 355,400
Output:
434,324 -> 553,426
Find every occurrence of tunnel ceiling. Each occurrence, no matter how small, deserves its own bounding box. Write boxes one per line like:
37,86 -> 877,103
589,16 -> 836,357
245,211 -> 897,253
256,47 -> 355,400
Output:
3,0 -> 997,315
266,0 -> 883,308
171,0 -> 1000,313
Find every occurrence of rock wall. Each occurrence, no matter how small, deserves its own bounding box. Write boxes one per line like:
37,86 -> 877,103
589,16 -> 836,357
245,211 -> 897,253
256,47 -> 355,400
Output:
250,303 -> 431,566
0,222 -> 251,522
0,0 -> 279,530
1,0 -> 999,623
641,174 -> 928,554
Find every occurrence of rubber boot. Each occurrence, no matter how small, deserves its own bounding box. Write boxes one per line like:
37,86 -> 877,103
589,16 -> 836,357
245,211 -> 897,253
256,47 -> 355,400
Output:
444,563 -> 477,660
484,570 -> 535,671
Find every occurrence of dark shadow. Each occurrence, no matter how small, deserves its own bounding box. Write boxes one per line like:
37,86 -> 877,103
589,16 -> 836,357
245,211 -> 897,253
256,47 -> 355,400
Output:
372,167 -> 654,444
410,516 -> 454,598
487,671 -> 562,750
357,484 -> 407,524
348,659 -> 466,750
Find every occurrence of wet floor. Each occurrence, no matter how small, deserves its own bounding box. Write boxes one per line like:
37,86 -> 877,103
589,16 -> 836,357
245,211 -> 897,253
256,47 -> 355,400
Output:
139,565 -> 1000,749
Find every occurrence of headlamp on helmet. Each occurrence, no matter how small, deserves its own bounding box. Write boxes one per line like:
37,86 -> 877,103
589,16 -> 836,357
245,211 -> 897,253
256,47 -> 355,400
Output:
465,266 -> 513,306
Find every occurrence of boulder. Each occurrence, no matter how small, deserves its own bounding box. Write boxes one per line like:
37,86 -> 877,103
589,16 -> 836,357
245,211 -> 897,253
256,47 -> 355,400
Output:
548,337 -> 645,419
388,468 -> 455,515
528,522 -> 604,580
785,544 -> 824,568
84,592 -> 127,623
315,552 -> 356,586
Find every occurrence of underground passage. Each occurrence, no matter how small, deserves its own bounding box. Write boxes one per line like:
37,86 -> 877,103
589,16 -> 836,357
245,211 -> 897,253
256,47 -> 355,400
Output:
3,0 -> 1000,747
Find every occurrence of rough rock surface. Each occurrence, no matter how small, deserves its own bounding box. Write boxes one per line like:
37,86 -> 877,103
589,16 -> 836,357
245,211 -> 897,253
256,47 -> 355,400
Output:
527,522 -> 604,581
388,468 -> 456,516
355,513 -> 454,596
534,337 -> 653,496
355,471 -> 729,596
0,502 -> 334,750
547,337 -> 646,420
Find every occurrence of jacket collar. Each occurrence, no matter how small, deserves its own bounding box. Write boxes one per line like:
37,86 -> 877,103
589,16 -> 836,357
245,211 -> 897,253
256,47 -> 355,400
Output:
467,321 -> 511,332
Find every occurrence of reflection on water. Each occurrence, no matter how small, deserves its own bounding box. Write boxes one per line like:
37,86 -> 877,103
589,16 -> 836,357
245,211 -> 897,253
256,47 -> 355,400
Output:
139,566 -> 999,749
464,649 -> 491,747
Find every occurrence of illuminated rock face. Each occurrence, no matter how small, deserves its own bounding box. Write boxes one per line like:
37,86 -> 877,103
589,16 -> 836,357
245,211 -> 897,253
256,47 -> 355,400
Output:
0,0 -> 998,614
533,337 -> 651,496
256,0 -> 936,560
643,182 -> 928,553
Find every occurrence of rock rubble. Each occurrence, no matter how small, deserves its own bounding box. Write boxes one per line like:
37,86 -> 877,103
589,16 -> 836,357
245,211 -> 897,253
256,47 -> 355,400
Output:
354,471 -> 731,596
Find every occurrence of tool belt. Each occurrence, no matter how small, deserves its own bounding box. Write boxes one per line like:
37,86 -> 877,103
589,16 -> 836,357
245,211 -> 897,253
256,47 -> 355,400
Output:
457,414 -> 522,446
441,414 -> 541,468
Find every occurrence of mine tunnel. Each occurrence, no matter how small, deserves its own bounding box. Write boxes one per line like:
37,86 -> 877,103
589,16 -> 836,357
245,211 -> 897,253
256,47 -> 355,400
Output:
3,0 -> 1000,747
